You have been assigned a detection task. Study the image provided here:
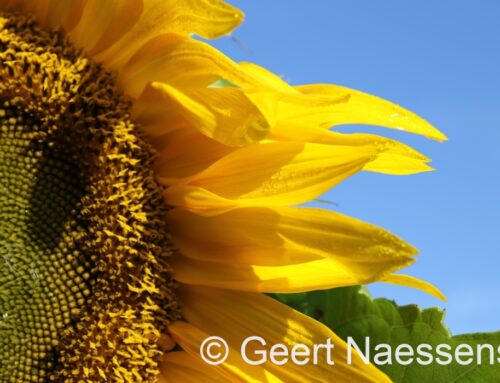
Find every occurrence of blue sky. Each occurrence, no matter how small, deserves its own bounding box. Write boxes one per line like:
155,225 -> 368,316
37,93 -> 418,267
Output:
210,0 -> 500,334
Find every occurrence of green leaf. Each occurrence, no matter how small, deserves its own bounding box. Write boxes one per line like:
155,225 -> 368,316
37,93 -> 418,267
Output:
273,287 -> 500,382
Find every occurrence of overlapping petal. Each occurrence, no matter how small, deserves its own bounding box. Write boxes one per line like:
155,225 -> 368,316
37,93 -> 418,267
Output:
167,205 -> 416,266
21,0 -> 86,30
119,34 -> 256,98
96,0 -> 243,68
68,0 -> 143,55
170,256 -> 414,293
170,285 -> 393,383
239,62 -> 446,141
140,82 -> 272,146
163,142 -> 375,211
154,125 -> 433,184
296,84 -> 447,141
118,33 -> 445,148
167,206 -> 444,298
169,322 -> 280,382
271,125 -> 434,175
121,35 -> 275,145
159,352 -> 233,383
382,274 -> 446,301
154,128 -> 234,182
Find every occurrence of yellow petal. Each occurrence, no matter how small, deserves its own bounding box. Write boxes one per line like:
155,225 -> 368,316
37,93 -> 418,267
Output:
271,124 -> 434,175
169,321 -> 280,383
164,142 -> 375,211
171,256 -> 415,293
119,34 -> 257,99
119,35 -> 278,147
159,352 -> 232,383
0,1 -> 35,15
96,0 -> 244,69
155,129 -> 234,183
171,285 -> 392,383
35,0 -> 86,31
167,206 -> 417,267
238,63 -> 353,129
364,152 -> 434,175
1,0 -> 86,31
236,62 -> 442,145
155,122 -> 433,185
151,123 -> 431,179
382,274 -> 446,301
239,61 -> 298,93
119,37 -> 435,156
0,0 -> 22,8
143,82 -> 271,146
117,40 -> 352,147
168,207 -> 442,295
296,84 -> 447,141
69,0 -> 143,55
131,88 -> 192,133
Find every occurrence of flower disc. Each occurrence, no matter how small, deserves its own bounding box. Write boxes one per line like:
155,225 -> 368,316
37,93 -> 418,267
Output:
0,12 -> 179,383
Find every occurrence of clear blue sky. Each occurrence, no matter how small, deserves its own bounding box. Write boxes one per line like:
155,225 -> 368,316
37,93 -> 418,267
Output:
210,0 -> 500,335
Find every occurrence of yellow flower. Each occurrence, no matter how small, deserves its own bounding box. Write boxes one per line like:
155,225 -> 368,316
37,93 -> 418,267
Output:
0,1 -> 446,382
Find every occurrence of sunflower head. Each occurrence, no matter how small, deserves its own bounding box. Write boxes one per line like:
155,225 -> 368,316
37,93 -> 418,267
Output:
0,1 -> 445,383
0,11 -> 178,382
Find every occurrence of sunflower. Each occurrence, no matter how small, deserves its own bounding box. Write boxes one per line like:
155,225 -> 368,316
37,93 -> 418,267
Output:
0,1 -> 446,382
